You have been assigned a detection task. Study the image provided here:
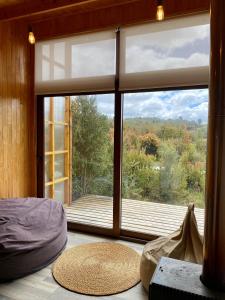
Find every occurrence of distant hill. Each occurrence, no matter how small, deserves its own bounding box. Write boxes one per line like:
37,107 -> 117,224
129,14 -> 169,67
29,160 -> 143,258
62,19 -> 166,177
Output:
121,117 -> 207,137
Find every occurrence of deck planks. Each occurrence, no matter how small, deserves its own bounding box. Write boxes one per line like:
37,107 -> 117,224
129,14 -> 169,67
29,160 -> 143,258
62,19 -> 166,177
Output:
65,195 -> 205,236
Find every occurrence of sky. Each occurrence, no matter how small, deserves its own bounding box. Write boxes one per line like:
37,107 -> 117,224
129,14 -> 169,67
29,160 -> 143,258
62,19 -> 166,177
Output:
95,89 -> 209,124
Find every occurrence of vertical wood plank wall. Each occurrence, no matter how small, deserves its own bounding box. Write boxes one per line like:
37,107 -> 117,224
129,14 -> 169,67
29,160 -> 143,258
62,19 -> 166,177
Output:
0,20 -> 36,198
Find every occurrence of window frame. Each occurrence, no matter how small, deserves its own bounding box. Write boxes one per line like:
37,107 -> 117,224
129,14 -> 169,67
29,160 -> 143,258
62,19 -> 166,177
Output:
36,22 -> 209,241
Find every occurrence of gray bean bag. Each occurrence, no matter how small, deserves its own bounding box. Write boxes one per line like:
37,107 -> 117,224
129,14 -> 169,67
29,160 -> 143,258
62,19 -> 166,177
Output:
0,197 -> 67,282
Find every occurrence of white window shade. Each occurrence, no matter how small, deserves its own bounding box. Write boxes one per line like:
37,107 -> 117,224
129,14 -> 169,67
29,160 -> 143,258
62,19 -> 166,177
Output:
35,30 -> 116,95
120,14 -> 210,91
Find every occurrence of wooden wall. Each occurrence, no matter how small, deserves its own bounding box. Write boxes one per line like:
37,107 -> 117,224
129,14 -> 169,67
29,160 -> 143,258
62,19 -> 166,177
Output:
0,20 -> 36,198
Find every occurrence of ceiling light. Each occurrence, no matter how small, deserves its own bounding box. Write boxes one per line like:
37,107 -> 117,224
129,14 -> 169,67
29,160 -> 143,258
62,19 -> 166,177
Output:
28,26 -> 35,44
156,0 -> 164,21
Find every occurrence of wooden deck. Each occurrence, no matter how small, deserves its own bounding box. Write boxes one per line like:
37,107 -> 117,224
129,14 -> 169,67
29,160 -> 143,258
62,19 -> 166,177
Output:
65,195 -> 204,237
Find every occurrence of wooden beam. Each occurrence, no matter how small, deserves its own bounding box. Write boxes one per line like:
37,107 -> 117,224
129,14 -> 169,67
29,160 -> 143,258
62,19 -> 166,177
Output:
64,96 -> 70,205
45,177 -> 69,186
45,150 -> 69,155
201,0 -> 225,292
50,97 -> 55,198
69,97 -> 72,207
113,29 -> 122,238
45,121 -> 69,126
36,96 -> 45,198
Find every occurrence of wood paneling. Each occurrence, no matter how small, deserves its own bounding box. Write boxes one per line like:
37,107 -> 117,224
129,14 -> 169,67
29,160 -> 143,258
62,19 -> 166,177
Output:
0,20 -> 36,198
0,0 -> 139,21
31,0 -> 210,41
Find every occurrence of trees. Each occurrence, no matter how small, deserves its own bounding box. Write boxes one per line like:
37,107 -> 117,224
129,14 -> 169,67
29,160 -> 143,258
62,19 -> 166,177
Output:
71,96 -> 112,198
71,98 -> 206,208
122,120 -> 206,207
122,150 -> 159,201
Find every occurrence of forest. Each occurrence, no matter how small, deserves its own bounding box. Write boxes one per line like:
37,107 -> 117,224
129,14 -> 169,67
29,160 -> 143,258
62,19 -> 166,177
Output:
72,95 -> 207,208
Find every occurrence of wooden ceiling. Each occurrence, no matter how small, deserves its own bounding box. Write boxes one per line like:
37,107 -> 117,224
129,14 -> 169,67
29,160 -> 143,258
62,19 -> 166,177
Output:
0,0 -> 210,40
0,0 -> 139,21
0,0 -> 210,22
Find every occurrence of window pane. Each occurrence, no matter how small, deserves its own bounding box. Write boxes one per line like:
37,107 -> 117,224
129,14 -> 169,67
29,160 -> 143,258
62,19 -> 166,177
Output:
54,182 -> 65,203
54,125 -> 65,150
45,124 -> 51,152
45,155 -> 52,183
68,94 -> 114,229
44,97 -> 50,121
45,185 -> 52,198
54,97 -> 65,122
122,89 -> 208,236
55,154 -> 65,179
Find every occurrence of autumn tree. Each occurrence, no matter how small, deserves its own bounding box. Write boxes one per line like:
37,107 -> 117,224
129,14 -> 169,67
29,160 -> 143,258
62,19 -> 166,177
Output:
140,133 -> 160,156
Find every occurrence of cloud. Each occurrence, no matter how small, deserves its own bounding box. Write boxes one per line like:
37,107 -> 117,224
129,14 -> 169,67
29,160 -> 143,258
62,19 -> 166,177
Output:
125,24 -> 210,73
95,89 -> 209,123
128,24 -> 209,53
123,90 -> 209,123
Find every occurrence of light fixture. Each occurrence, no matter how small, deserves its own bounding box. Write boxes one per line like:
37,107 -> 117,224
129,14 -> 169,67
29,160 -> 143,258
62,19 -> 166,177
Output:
28,26 -> 35,44
156,0 -> 164,21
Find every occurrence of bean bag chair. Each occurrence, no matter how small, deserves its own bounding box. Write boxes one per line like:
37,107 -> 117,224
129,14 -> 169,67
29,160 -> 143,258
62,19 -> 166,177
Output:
140,204 -> 203,291
0,197 -> 67,282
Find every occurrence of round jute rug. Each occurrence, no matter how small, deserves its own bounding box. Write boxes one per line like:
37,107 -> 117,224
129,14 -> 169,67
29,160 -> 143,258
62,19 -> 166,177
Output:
52,242 -> 141,296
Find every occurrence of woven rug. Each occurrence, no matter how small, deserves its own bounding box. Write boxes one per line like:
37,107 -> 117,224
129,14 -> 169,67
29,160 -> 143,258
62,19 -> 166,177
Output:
52,242 -> 141,296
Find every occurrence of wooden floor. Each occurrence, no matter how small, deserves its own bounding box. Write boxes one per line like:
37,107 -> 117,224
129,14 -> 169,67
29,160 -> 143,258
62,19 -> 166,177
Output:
0,231 -> 146,300
66,195 -> 204,236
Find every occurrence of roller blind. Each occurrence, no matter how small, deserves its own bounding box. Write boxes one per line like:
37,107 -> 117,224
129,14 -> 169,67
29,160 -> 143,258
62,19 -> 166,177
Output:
35,14 -> 209,95
120,14 -> 210,90
35,30 -> 116,94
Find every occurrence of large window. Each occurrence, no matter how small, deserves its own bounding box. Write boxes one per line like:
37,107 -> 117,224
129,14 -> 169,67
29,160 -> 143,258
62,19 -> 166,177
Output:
38,13 -> 210,239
